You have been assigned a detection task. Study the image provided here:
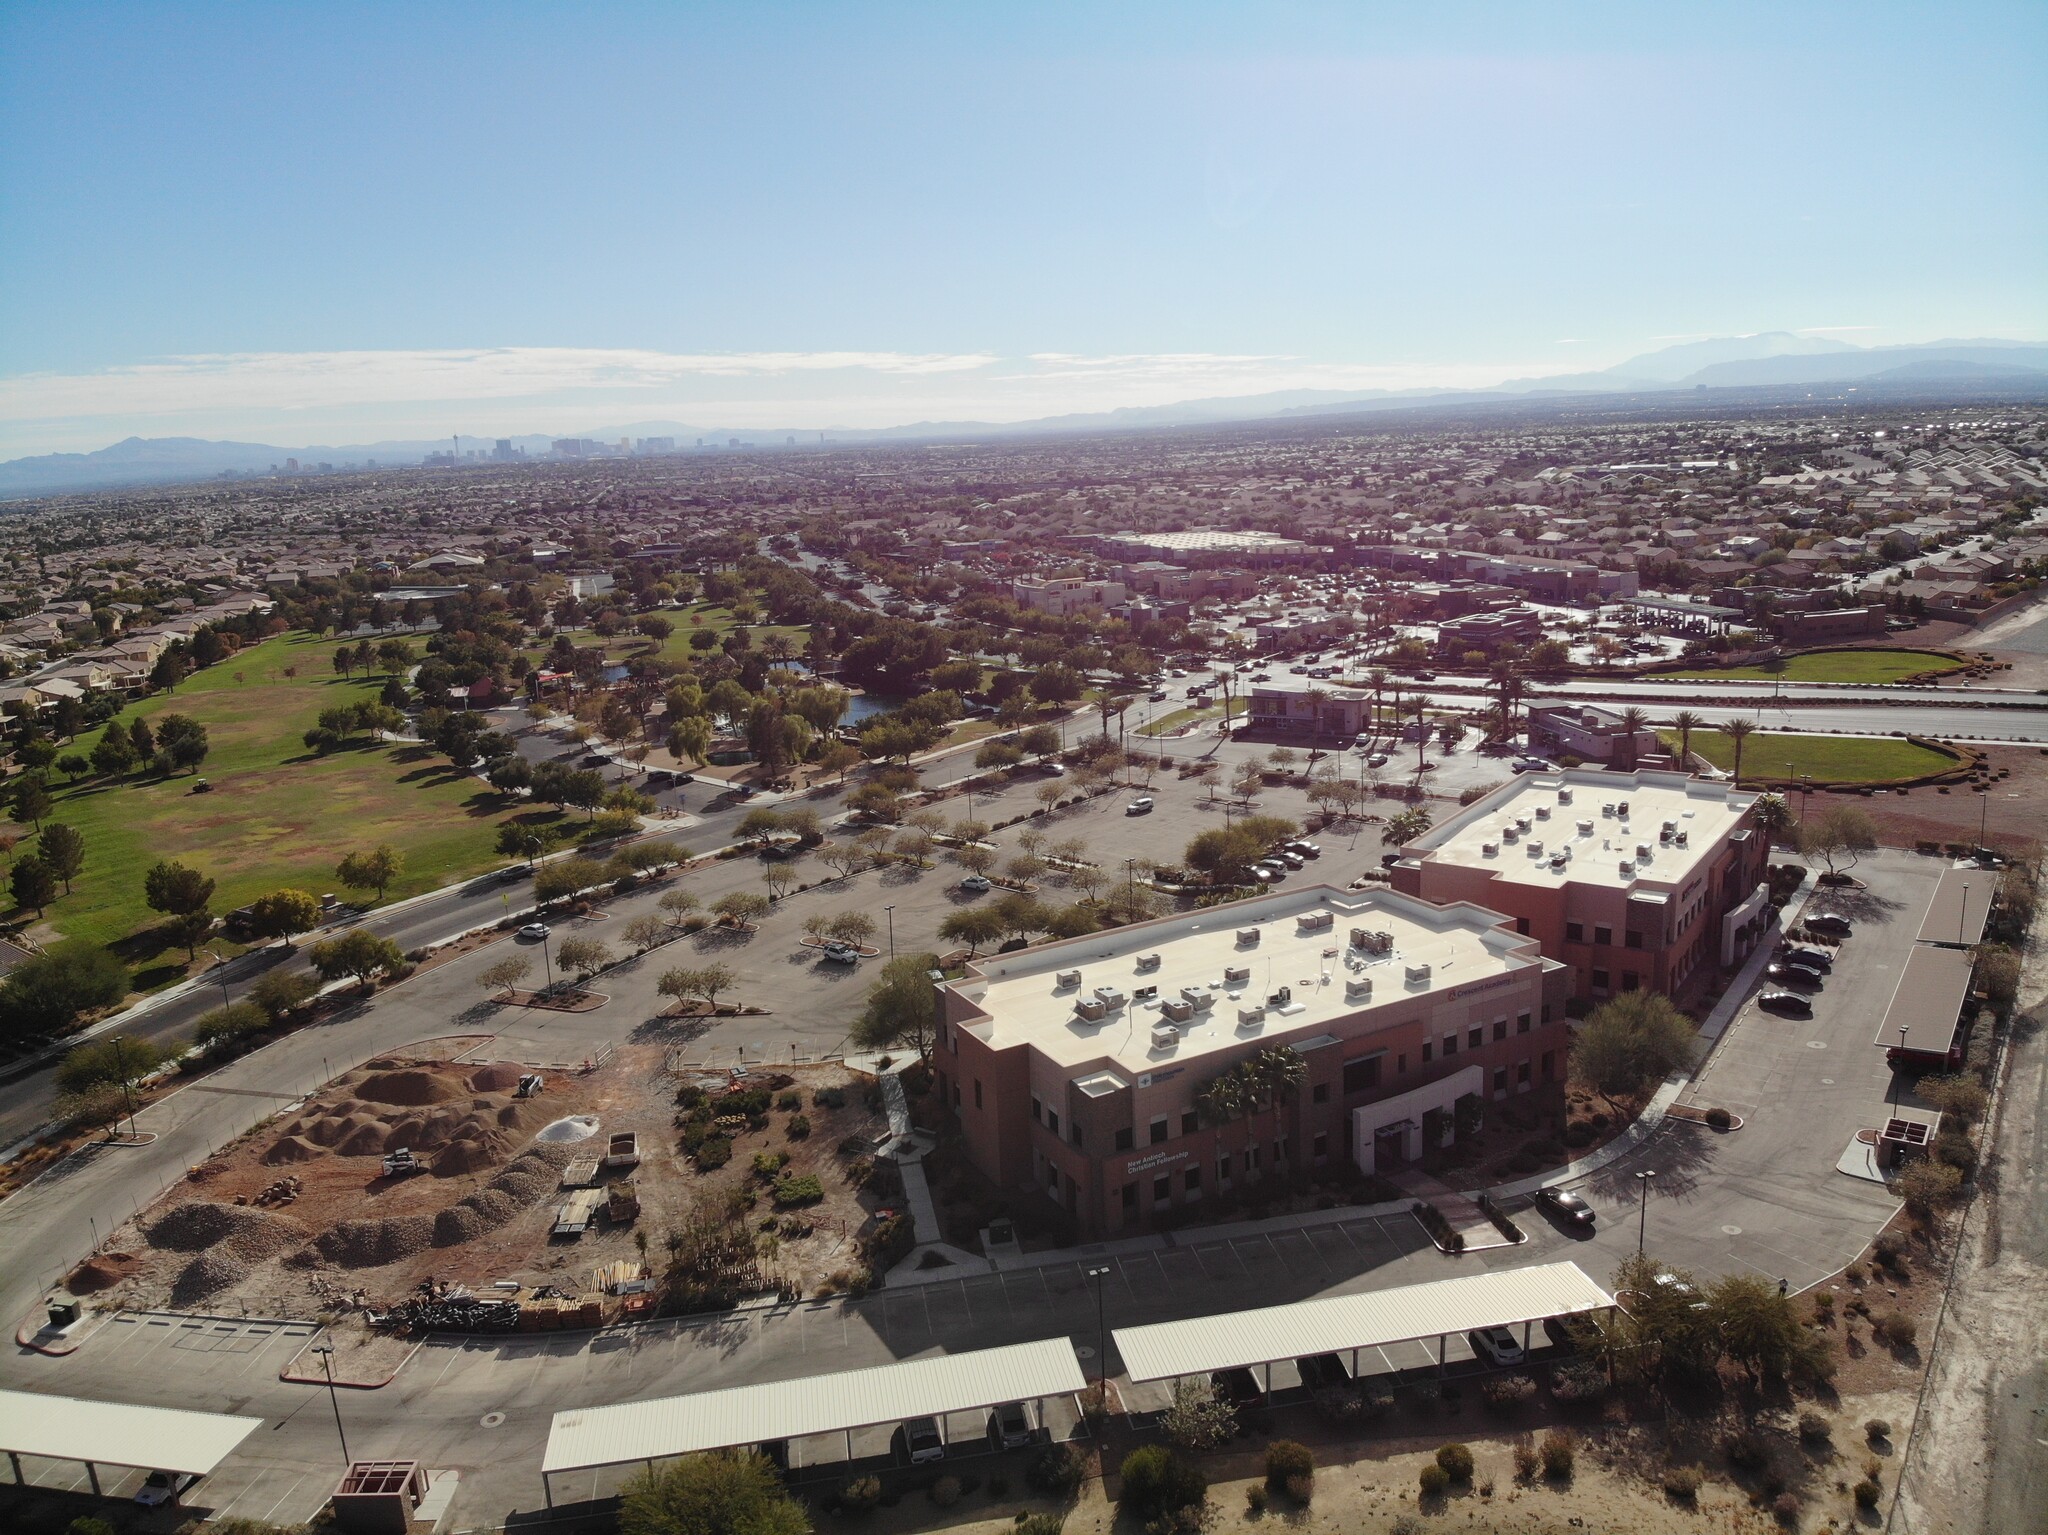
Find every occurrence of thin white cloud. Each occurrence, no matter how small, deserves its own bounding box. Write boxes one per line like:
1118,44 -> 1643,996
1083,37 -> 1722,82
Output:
1795,326 -> 1877,334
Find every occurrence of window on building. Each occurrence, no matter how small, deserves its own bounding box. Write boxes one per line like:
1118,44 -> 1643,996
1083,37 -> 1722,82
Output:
1594,925 -> 1612,946
1493,1067 -> 1508,1095
1517,1012 -> 1531,1034
1397,1053 -> 1407,1074
1180,1110 -> 1199,1136
1443,1033 -> 1458,1056
1114,1126 -> 1133,1152
1515,916 -> 1531,935
1218,1151 -> 1232,1181
1245,1143 -> 1261,1172
1421,1041 -> 1433,1063
974,1079 -> 983,1108
1342,1055 -> 1382,1094
1311,1082 -> 1329,1104
1121,1183 -> 1137,1213
1274,1136 -> 1289,1163
1468,1026 -> 1484,1050
1070,1123 -> 1084,1149
1591,968 -> 1610,991
1566,921 -> 1584,942
1153,1174 -> 1171,1204
1542,1003 -> 1553,1023
1184,1167 -> 1201,1194
1541,1051 -> 1556,1080
1045,1164 -> 1059,1191
1517,1060 -> 1532,1085
1621,971 -> 1639,992
1030,1097 -> 1041,1123
1149,1117 -> 1168,1145
1046,1108 -> 1060,1134
1311,1131 -> 1329,1162
952,1083 -> 961,1108
1625,930 -> 1644,950
1493,1018 -> 1507,1041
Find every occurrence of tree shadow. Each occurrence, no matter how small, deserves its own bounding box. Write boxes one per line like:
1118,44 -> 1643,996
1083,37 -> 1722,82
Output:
1583,1114 -> 1721,1204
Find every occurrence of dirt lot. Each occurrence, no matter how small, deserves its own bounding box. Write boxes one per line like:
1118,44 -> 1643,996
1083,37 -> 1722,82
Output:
1823,743 -> 2046,859
70,1045 -> 892,1319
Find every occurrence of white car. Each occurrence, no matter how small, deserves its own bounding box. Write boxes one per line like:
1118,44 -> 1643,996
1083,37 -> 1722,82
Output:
517,922 -> 550,941
958,874 -> 992,892
1468,1326 -> 1525,1366
901,1416 -> 945,1464
136,1472 -> 196,1507
1125,797 -> 1155,815
820,943 -> 860,965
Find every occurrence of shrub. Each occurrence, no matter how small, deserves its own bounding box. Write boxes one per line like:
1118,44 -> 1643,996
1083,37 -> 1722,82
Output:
1482,1375 -> 1536,1410
775,1090 -> 801,1111
1417,1463 -> 1449,1497
929,1475 -> 961,1507
772,1173 -> 825,1207
693,1134 -> 732,1170
1435,1443 -> 1474,1482
1540,1430 -> 1576,1479
813,1086 -> 847,1109
1244,1484 -> 1268,1514
1512,1442 -> 1540,1482
1865,1418 -> 1892,1442
1705,1106 -> 1734,1129
1117,1445 -> 1206,1521
1855,1478 -> 1882,1508
66,1520 -> 118,1535
1391,1518 -> 1423,1535
1265,1440 -> 1314,1490
1772,1490 -> 1800,1523
1284,1473 -> 1312,1502
193,1001 -> 269,1051
1549,1360 -> 1608,1404
1027,1442 -> 1087,1498
839,1475 -> 883,1514
1662,1464 -> 1703,1501
750,1150 -> 788,1178
1797,1410 -> 1830,1442
786,1112 -> 811,1140
1880,1311 -> 1919,1348
1725,1429 -> 1769,1470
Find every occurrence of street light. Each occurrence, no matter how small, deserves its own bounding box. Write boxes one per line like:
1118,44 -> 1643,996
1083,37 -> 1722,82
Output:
1976,787 -> 1989,852
205,948 -> 233,1011
311,1341 -> 351,1465
1086,1264 -> 1111,1386
1891,1025 -> 1909,1113
885,905 -> 896,961
1634,1169 -> 1656,1255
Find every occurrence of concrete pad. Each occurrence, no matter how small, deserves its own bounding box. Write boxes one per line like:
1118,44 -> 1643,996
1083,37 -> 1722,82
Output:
1837,1136 -> 1888,1183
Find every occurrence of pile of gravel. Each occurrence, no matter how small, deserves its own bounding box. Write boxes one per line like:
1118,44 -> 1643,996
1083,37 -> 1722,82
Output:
428,1142 -> 576,1249
315,1214 -> 435,1268
147,1202 -> 307,1257
170,1250 -> 250,1307
355,1068 -> 467,1107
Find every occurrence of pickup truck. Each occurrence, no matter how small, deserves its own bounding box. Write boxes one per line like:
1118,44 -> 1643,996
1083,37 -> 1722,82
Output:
603,1131 -> 641,1171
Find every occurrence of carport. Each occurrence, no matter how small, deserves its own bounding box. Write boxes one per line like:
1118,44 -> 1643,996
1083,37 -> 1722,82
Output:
539,1338 -> 1086,1506
1915,867 -> 1994,949
1874,942 -> 1976,1070
0,1388 -> 262,1498
1112,1260 -> 1615,1393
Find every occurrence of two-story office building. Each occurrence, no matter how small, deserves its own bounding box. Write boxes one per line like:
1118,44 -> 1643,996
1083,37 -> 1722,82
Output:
934,886 -> 1569,1239
1390,769 -> 1767,1004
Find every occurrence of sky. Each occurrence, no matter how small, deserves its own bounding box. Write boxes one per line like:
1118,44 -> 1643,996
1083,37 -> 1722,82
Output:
1,1 -> 2043,456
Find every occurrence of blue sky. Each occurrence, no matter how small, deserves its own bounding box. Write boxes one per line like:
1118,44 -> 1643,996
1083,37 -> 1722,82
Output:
1,1 -> 2042,454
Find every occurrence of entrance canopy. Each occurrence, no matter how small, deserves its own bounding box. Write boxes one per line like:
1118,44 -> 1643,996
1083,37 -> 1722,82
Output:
0,1389 -> 262,1478
1113,1261 -> 1613,1384
543,1339 -> 1085,1479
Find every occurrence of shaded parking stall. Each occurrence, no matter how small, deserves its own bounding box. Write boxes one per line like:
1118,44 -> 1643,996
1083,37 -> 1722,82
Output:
0,1387 -> 262,1504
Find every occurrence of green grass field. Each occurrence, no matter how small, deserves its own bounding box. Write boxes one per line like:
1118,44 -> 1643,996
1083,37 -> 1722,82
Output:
1664,648 -> 1963,685
1664,728 -> 1953,784
30,633 -> 542,973
1140,699 -> 1245,736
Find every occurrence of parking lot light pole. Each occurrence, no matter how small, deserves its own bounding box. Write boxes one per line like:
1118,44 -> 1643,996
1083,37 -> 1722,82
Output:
1634,1169 -> 1656,1255
1086,1264 -> 1111,1386
885,905 -> 896,961
312,1342 -> 351,1466
1892,1025 -> 1908,1112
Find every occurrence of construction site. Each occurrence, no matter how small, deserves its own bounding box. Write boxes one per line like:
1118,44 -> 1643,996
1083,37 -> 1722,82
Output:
64,1043 -> 896,1329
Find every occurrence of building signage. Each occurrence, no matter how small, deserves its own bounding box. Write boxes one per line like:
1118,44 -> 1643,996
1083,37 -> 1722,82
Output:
1125,1149 -> 1190,1176
1135,1067 -> 1184,1089
1449,973 -> 1518,1000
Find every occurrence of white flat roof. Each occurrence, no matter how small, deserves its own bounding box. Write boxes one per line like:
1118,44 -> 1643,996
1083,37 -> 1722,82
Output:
0,1389 -> 262,1476
1113,1261 -> 1615,1383
542,1339 -> 1086,1475
1412,769 -> 1752,892
953,886 -> 1540,1077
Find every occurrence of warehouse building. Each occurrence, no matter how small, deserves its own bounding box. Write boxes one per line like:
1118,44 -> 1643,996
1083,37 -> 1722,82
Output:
934,886 -> 1568,1240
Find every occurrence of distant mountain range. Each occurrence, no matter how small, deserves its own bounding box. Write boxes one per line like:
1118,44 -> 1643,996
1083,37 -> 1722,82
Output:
3,333 -> 2044,499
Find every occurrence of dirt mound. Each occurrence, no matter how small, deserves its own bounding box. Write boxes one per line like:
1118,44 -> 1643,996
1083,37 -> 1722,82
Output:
488,1162 -> 557,1203
428,1144 -> 569,1248
354,1068 -> 466,1107
264,1134 -> 324,1164
432,1205 -> 489,1246
467,1063 -> 524,1092
315,1215 -> 435,1269
148,1201 -> 303,1253
170,1250 -> 249,1307
495,1098 -> 551,1134
338,1120 -> 395,1157
431,1132 -> 513,1176
68,1251 -> 143,1294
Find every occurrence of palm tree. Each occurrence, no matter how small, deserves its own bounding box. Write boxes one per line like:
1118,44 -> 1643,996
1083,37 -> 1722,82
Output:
1671,709 -> 1704,770
1302,687 -> 1332,751
1365,668 -> 1389,735
1615,706 -> 1650,772
1751,792 -> 1793,859
1725,718 -> 1755,787
1488,662 -> 1521,746
1411,697 -> 1431,774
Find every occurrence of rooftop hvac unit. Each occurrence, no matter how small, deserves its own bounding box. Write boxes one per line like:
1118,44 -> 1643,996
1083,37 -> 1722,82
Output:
1404,962 -> 1433,984
1236,927 -> 1261,946
1481,841 -> 1499,858
1345,976 -> 1374,1001
1223,964 -> 1252,985
1675,830 -> 1689,847
1094,986 -> 1127,1009
1601,802 -> 1615,818
1550,854 -> 1568,871
1135,951 -> 1161,971
1635,843 -> 1652,862
1502,824 -> 1520,843
1619,860 -> 1636,877
1297,910 -> 1334,933
1075,998 -> 1106,1021
1527,840 -> 1545,857
1182,985 -> 1214,1008
1660,820 -> 1677,841
1055,969 -> 1081,988
1162,998 -> 1194,1022
1134,984 -> 1158,1002
1534,804 -> 1551,821
1557,787 -> 1573,805
1577,819 -> 1594,836
1237,1004 -> 1267,1027
1150,1024 -> 1180,1050
1514,816 -> 1531,833
1266,985 -> 1293,1007
1617,800 -> 1631,817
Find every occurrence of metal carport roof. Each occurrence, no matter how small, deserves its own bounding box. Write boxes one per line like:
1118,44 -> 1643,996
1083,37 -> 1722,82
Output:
1112,1261 -> 1615,1383
1915,867 -> 1993,949
0,1388 -> 262,1477
542,1338 -> 1086,1477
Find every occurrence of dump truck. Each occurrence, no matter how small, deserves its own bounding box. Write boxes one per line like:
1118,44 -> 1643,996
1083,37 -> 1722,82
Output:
603,1131 -> 640,1170
606,1181 -> 641,1223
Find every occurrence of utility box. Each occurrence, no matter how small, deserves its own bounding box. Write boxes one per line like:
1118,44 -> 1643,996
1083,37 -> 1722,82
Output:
332,1460 -> 427,1535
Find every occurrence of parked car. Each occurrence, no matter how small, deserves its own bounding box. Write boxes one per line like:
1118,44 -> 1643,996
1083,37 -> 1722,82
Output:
1804,913 -> 1854,937
1276,850 -> 1305,869
517,922 -> 550,941
1149,689 -> 1168,702
1765,961 -> 1824,989
1759,990 -> 1814,1017
899,1417 -> 946,1465
1296,1353 -> 1352,1392
986,1401 -> 1033,1450
1533,1186 -> 1596,1228
1367,753 -> 1390,768
135,1472 -> 196,1507
1468,1326 -> 1525,1367
958,874 -> 993,893
1512,757 -> 1556,774
820,943 -> 860,965
1125,797 -> 1155,815
1286,840 -> 1322,859
1211,1366 -> 1265,1406
1784,944 -> 1834,971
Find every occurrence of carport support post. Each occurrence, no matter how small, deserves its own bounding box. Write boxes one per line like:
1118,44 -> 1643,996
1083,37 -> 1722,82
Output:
1436,1334 -> 1446,1374
85,1461 -> 100,1496
8,1450 -> 20,1485
844,1428 -> 853,1461
542,1471 -> 553,1510
1522,1320 -> 1532,1351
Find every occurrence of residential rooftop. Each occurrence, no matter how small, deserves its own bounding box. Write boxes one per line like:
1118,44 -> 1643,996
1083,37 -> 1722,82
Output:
947,885 -> 1548,1081
1405,769 -> 1757,893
